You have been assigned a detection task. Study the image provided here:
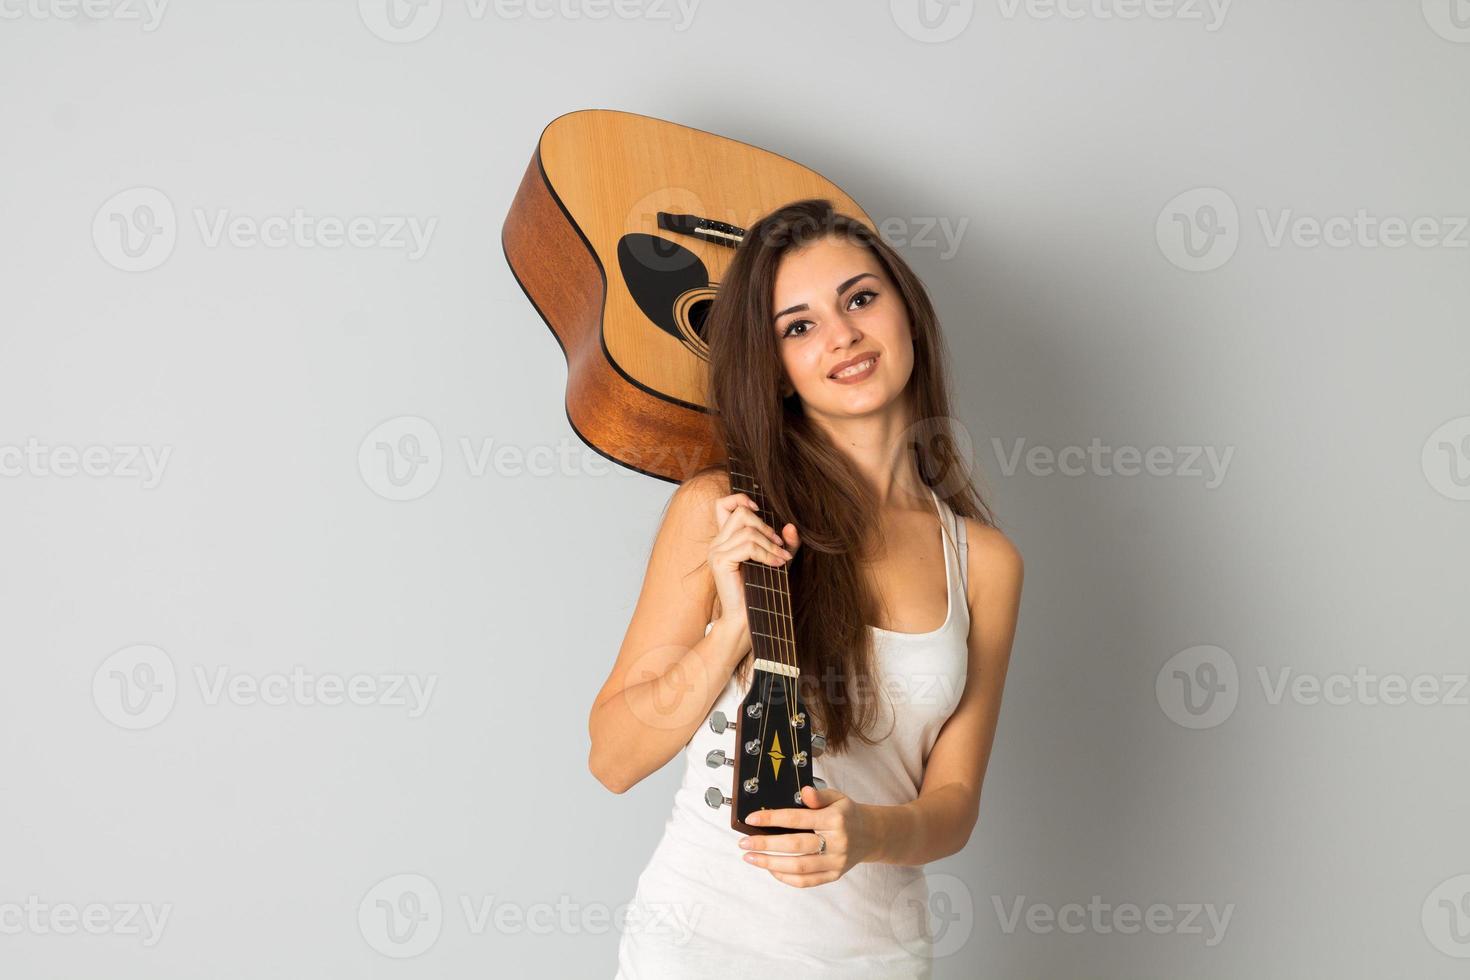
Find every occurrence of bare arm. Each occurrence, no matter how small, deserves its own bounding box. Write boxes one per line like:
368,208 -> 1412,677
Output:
864,520 -> 1024,865
588,471 -> 794,794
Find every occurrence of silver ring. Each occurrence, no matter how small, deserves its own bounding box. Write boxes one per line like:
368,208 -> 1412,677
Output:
815,833 -> 827,855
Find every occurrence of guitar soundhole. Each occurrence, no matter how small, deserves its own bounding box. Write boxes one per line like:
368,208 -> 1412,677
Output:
687,297 -> 713,339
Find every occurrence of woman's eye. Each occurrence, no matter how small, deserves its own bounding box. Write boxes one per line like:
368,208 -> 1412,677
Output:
781,291 -> 876,338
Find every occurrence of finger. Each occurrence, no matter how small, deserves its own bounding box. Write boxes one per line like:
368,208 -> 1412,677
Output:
802,786 -> 844,808
739,832 -> 818,854
738,527 -> 793,564
716,500 -> 786,549
744,851 -> 828,875
745,807 -> 819,831
780,523 -> 801,552
769,870 -> 842,889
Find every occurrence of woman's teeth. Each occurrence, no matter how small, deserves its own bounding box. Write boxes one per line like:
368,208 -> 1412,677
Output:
833,358 -> 875,379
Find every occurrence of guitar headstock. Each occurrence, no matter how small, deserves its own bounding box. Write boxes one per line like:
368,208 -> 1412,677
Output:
704,669 -> 828,834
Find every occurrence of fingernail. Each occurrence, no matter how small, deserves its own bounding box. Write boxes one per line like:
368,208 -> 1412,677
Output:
738,838 -> 751,849
744,853 -> 756,863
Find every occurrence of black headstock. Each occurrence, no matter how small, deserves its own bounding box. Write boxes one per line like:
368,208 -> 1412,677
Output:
703,666 -> 827,834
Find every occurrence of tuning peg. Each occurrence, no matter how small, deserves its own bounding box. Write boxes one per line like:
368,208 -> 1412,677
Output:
705,749 -> 733,769
708,710 -> 729,734
811,776 -> 827,790
704,787 -> 731,809
810,733 -> 827,757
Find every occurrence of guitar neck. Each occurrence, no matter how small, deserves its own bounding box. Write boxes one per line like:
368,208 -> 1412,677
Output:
724,446 -> 800,678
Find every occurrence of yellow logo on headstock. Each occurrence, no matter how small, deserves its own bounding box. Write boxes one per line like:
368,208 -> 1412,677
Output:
768,732 -> 785,779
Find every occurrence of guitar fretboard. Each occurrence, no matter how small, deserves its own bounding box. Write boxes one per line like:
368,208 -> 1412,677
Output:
724,446 -> 799,672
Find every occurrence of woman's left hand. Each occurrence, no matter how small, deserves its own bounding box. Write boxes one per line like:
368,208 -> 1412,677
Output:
738,786 -> 881,887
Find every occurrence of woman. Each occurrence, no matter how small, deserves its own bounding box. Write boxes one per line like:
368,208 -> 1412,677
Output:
590,199 -> 1024,978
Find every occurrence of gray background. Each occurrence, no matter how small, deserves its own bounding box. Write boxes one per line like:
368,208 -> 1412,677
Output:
3,0 -> 1468,976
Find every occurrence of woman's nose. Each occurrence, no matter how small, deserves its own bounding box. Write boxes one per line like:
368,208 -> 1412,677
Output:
832,313 -> 863,347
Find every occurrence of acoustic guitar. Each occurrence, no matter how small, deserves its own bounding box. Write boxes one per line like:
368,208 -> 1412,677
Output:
502,109 -> 869,833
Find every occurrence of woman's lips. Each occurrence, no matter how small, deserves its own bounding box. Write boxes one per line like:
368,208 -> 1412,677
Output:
829,354 -> 879,384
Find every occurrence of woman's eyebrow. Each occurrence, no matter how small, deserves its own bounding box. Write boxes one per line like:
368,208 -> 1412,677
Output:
772,273 -> 878,322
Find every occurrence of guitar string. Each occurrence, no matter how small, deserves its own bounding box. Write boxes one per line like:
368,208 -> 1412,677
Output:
729,461 -> 805,810
729,460 -> 779,811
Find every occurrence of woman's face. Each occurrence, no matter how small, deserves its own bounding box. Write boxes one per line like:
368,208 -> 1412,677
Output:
771,235 -> 913,419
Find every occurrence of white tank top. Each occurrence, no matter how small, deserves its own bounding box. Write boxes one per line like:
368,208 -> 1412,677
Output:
615,486 -> 970,979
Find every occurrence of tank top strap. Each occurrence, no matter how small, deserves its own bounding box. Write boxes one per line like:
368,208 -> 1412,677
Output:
928,485 -> 968,597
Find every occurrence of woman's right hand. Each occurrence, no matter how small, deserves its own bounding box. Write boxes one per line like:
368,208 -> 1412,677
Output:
710,492 -> 801,652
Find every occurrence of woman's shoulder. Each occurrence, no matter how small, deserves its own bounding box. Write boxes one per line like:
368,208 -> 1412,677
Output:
960,517 -> 1024,604
676,466 -> 731,502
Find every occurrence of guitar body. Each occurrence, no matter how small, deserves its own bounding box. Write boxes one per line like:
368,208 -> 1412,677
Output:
501,108 -> 875,483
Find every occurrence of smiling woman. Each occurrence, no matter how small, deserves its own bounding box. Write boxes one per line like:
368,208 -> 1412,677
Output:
592,200 -> 1023,979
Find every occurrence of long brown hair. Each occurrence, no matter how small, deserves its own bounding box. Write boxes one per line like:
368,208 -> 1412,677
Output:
690,198 -> 997,753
